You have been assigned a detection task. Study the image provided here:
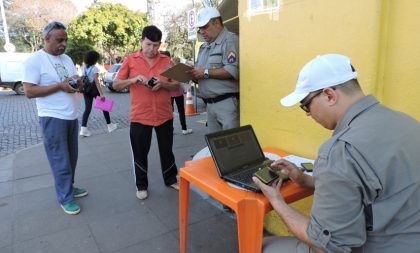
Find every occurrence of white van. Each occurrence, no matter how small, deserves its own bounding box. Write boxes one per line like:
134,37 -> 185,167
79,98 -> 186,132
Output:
0,52 -> 31,95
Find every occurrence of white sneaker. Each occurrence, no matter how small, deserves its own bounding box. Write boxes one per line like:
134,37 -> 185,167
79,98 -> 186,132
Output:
107,123 -> 117,133
182,129 -> 193,135
169,182 -> 179,191
136,190 -> 148,200
79,127 -> 91,137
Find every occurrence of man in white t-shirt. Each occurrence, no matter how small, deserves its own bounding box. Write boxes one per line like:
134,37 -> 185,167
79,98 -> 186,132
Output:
22,21 -> 88,215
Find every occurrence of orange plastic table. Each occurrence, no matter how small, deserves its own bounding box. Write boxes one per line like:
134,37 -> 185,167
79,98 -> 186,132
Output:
179,147 -> 314,253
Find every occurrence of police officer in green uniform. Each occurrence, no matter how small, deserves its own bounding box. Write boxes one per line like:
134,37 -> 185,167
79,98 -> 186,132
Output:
188,7 -> 239,133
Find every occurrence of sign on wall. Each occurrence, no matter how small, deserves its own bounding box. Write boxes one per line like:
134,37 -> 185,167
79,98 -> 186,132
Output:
248,0 -> 281,16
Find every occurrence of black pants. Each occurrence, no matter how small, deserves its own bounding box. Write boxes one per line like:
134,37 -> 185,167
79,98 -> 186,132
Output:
82,94 -> 111,127
171,95 -> 187,130
130,120 -> 178,191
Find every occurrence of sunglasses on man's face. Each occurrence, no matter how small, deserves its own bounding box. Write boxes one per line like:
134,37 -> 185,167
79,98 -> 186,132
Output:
300,90 -> 323,113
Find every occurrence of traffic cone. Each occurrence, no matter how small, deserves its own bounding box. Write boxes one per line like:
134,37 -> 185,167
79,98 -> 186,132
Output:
185,88 -> 197,116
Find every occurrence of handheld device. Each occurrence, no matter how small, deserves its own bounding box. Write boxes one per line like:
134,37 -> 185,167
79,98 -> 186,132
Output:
147,77 -> 157,88
301,162 -> 314,172
68,79 -> 79,90
253,167 -> 279,185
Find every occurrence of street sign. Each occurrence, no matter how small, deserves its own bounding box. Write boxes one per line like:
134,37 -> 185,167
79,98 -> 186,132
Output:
187,8 -> 197,41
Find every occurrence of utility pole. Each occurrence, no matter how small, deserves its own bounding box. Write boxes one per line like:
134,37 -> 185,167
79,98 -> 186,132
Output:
1,0 -> 15,52
190,0 -> 196,65
0,0 -> 9,43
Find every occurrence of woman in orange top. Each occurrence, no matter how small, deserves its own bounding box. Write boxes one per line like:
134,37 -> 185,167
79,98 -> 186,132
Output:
113,25 -> 181,200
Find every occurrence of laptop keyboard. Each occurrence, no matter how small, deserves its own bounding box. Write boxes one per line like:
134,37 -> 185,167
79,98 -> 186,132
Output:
230,166 -> 266,183
229,159 -> 275,183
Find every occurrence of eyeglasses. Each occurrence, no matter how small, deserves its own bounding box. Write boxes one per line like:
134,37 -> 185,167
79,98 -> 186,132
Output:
43,22 -> 67,37
300,90 -> 323,113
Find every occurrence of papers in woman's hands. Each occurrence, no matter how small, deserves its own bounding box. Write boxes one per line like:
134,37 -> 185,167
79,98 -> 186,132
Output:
160,63 -> 194,83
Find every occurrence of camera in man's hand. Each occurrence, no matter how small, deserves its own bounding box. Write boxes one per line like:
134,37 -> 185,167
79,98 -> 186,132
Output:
69,79 -> 79,90
147,77 -> 157,88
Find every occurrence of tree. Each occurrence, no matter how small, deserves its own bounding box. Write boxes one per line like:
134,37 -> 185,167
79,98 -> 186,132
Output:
200,0 -> 224,7
67,3 -> 147,64
164,8 -> 193,60
163,1 -> 225,61
7,0 -> 77,52
65,40 -> 94,65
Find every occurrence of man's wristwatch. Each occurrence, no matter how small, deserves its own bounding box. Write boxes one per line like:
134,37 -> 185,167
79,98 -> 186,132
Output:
204,69 -> 209,79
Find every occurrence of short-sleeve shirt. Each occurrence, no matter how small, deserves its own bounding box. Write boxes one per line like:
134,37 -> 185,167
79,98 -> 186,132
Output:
82,64 -> 99,83
22,50 -> 81,120
169,86 -> 183,98
307,95 -> 420,253
116,51 -> 174,126
196,27 -> 239,98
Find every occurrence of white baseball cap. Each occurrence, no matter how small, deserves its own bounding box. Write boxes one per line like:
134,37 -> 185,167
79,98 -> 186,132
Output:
196,7 -> 221,28
280,54 -> 358,107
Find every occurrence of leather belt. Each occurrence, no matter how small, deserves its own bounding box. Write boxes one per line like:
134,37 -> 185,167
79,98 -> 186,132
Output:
203,93 -> 239,104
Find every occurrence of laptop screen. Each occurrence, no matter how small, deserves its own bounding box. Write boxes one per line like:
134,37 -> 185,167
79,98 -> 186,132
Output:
205,125 -> 266,176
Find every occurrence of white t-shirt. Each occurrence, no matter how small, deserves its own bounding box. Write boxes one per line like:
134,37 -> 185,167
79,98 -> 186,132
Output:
23,50 -> 82,120
82,64 -> 99,83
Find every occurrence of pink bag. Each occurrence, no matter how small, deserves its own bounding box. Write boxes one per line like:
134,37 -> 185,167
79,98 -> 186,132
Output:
94,97 -> 114,112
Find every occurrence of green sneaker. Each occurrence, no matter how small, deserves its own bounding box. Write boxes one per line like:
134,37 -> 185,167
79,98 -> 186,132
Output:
61,201 -> 80,215
73,187 -> 88,198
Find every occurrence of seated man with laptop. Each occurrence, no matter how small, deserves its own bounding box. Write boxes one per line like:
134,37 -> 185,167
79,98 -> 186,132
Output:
253,54 -> 420,253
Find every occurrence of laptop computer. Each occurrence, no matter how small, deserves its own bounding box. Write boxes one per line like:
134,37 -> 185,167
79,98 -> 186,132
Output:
205,125 -> 273,192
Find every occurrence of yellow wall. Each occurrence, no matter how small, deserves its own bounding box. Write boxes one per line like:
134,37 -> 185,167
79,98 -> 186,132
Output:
380,0 -> 420,115
239,0 -> 420,158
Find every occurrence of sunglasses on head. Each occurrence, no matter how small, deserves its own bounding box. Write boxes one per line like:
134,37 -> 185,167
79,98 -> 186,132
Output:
43,22 -> 67,37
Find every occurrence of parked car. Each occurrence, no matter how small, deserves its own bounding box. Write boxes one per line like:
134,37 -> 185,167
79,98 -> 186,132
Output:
0,52 -> 31,95
103,63 -> 128,93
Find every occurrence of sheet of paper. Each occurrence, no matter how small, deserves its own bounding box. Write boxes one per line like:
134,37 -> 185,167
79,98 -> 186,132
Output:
263,153 -> 314,176
263,152 -> 282,161
282,154 -> 314,165
282,155 -> 315,176
160,63 -> 194,83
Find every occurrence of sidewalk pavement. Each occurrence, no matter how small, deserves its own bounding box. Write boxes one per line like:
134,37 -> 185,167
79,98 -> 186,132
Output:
0,113 -> 239,253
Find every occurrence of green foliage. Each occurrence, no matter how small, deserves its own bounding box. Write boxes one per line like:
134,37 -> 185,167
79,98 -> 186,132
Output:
68,2 -> 147,63
65,41 -> 95,65
164,9 -> 193,60
6,17 -> 38,53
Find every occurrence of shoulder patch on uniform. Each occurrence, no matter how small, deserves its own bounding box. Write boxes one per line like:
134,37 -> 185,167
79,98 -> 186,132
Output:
227,51 -> 237,63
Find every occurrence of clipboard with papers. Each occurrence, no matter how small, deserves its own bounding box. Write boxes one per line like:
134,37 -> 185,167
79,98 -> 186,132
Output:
160,63 -> 194,83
